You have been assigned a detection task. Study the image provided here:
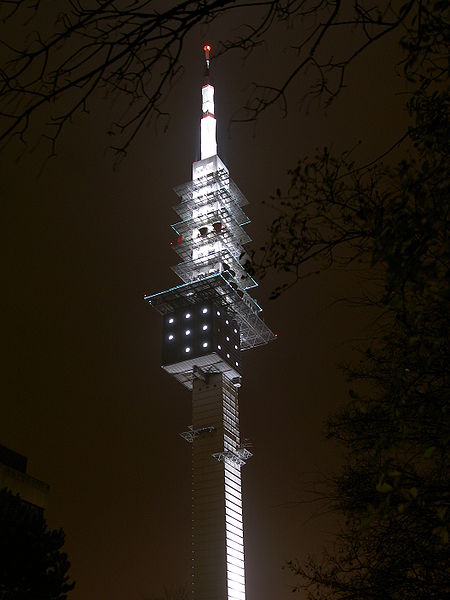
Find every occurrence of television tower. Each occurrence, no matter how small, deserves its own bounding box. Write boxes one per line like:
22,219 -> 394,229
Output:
145,45 -> 275,600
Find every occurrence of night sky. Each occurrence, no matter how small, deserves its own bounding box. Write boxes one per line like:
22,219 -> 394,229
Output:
2,15 -> 409,600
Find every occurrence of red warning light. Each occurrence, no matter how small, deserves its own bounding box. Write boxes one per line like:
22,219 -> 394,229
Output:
274,333 -> 278,338
177,234 -> 183,244
204,44 -> 211,52
169,241 -> 174,246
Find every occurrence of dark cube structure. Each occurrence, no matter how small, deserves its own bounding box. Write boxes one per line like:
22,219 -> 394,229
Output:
162,301 -> 241,383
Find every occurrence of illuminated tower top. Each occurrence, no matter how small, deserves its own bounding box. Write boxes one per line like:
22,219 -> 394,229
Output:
201,44 -> 217,160
145,44 -> 275,389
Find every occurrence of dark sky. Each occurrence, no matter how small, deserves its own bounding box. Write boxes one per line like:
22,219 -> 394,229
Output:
1,12 -> 409,600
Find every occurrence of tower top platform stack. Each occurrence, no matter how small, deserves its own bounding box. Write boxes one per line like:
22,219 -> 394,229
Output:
145,45 -> 275,390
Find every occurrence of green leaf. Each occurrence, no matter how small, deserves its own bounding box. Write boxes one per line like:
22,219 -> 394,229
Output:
376,482 -> 393,493
423,446 -> 436,458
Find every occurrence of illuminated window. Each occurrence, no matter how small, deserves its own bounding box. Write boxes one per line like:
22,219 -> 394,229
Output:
168,335 -> 174,341
168,318 -> 174,324
185,313 -> 191,319
185,347 -> 191,353
202,308 -> 208,314
185,330 -> 191,335
202,325 -> 208,331
202,342 -> 208,348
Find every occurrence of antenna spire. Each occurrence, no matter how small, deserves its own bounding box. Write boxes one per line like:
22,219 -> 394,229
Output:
200,44 -> 216,159
203,43 -> 211,75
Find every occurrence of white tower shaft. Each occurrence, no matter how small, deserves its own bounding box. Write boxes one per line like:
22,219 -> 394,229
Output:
201,84 -> 217,159
192,373 -> 246,600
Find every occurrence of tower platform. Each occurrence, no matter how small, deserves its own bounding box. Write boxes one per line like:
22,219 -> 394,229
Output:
145,273 -> 275,351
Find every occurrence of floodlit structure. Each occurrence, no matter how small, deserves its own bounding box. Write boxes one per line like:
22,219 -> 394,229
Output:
145,45 -> 275,600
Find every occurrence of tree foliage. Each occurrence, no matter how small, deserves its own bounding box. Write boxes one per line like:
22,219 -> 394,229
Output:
0,488 -> 75,600
283,92 -> 449,597
248,3 -> 449,596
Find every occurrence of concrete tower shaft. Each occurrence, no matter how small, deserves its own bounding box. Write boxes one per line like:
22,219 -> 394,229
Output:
192,373 -> 246,600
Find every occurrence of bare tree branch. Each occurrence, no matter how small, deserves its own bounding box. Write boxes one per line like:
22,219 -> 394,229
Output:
0,1 -> 446,155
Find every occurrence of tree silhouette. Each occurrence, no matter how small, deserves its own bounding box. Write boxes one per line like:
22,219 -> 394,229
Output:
245,5 -> 449,595
282,92 -> 450,596
0,488 -> 75,600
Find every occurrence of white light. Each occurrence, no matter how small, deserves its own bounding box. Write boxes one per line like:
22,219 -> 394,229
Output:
234,345 -> 238,349
168,318 -> 174,324
202,325 -> 208,331
202,308 -> 208,314
168,335 -> 174,341
218,345 -> 222,350
227,353 -> 230,358
226,336 -> 230,341
185,330 -> 191,335
201,113 -> 217,160
185,347 -> 191,353
234,328 -> 238,334
185,313 -> 191,319
202,342 -> 208,348
216,310 -> 221,316
235,361 -> 239,366
225,319 -> 229,325
202,84 -> 214,115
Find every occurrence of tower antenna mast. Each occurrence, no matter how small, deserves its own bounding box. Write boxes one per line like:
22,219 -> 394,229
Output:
203,43 -> 211,72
